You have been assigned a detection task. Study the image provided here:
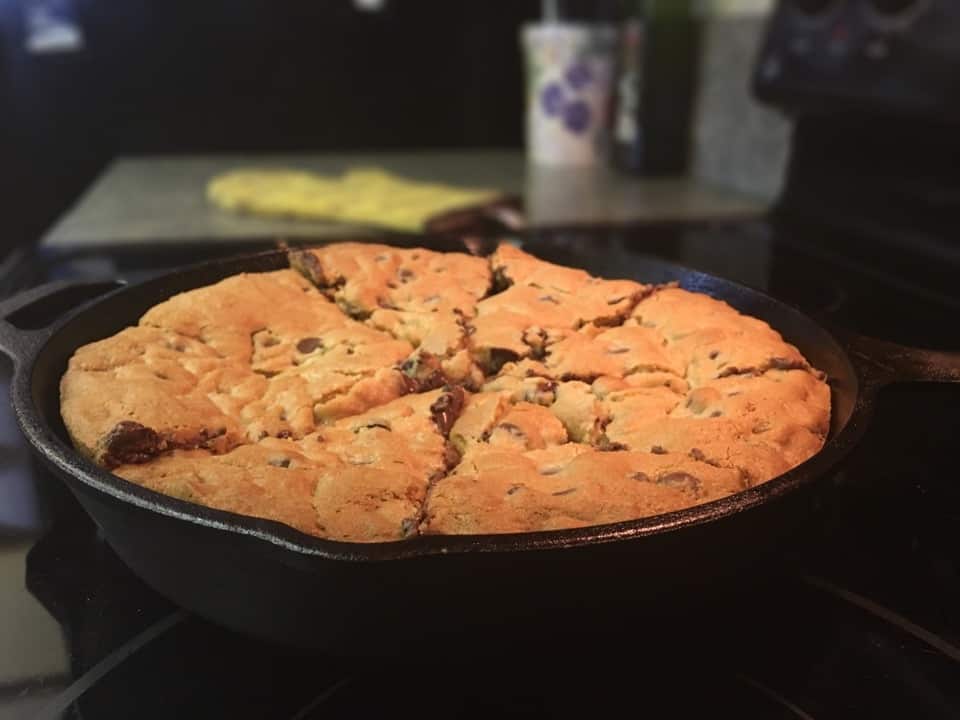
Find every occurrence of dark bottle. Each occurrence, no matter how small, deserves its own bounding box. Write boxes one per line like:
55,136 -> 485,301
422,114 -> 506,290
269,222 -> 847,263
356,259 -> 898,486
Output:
612,0 -> 701,176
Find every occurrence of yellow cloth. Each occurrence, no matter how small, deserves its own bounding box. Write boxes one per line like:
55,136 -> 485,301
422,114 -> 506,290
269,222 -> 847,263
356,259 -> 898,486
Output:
207,168 -> 500,233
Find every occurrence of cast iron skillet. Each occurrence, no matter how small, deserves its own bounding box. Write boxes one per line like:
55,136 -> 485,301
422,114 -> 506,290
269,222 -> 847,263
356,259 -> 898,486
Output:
2,245 -> 958,655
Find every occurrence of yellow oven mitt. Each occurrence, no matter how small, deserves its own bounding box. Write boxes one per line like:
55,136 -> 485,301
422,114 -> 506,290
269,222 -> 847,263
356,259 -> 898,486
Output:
207,167 -> 503,233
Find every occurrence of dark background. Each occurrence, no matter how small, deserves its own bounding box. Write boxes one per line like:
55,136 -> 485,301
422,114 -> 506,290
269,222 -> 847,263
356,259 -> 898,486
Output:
0,0 -> 547,256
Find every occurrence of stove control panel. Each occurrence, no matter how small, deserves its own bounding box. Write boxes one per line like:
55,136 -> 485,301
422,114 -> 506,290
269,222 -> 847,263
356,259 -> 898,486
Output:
753,0 -> 960,117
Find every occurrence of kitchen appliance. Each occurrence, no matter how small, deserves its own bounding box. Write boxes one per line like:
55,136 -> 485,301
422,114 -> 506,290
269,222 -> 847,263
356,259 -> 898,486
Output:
754,0 -> 960,262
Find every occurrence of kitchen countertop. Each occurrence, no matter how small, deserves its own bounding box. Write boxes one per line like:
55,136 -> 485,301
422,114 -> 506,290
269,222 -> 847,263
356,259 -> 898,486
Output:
42,150 -> 765,248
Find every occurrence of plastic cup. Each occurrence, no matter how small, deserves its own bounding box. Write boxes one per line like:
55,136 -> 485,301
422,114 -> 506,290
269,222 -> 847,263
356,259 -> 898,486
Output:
521,22 -> 618,166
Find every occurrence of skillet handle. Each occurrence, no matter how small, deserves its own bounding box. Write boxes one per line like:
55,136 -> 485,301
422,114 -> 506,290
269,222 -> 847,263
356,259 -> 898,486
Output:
0,280 -> 126,367
843,332 -> 960,386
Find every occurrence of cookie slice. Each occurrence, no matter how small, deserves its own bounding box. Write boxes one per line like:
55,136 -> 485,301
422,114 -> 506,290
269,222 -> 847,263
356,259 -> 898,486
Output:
632,287 -> 809,386
309,386 -> 466,541
669,368 -> 830,469
471,245 -> 648,372
114,442 -> 332,536
141,270 -> 341,362
542,323 -> 684,381
293,243 -> 490,386
421,448 -> 745,535
490,243 -> 591,293
290,242 -> 491,318
145,269 -> 413,436
60,325 -> 245,467
117,387 -> 467,542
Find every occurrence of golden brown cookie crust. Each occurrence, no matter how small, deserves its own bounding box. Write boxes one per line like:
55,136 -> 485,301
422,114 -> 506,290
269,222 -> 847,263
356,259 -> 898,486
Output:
61,243 -> 830,541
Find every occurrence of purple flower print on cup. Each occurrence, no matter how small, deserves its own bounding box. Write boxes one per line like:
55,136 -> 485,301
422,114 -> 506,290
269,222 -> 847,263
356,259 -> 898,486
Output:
540,83 -> 565,117
564,62 -> 593,90
562,100 -> 591,134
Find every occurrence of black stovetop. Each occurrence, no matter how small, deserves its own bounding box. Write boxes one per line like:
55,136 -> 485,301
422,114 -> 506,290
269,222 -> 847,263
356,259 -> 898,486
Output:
1,221 -> 958,719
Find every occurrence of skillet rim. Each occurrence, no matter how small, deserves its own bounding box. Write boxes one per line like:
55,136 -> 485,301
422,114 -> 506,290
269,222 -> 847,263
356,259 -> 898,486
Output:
12,247 -> 873,562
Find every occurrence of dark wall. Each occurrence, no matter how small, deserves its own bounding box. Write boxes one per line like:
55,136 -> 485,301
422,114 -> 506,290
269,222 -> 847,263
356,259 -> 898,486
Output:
0,0 -> 538,254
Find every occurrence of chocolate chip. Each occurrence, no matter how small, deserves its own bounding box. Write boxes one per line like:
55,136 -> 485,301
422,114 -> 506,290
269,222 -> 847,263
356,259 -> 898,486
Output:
268,457 -> 291,468
491,267 -> 513,293
770,357 -> 802,371
592,314 -> 624,328
386,281 -> 398,289
400,352 -> 447,393
657,472 -> 701,494
710,410 -> 723,418
99,421 -> 166,468
399,268 -> 415,283
650,445 -> 667,455
506,484 -> 524,495
552,487 -> 577,496
597,436 -> 628,452
296,337 -> 323,354
430,386 -> 466,435
708,350 -> 720,360
442,442 -> 462,470
690,448 -> 706,462
288,250 -> 328,286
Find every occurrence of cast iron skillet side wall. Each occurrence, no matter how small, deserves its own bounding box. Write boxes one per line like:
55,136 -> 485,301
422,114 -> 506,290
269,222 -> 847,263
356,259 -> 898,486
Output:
0,248 -> 892,653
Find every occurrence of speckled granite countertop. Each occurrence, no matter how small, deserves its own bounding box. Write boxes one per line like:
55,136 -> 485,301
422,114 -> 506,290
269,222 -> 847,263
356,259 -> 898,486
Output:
42,150 -> 765,248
